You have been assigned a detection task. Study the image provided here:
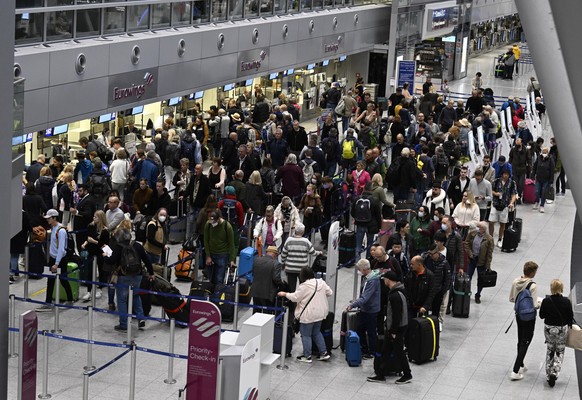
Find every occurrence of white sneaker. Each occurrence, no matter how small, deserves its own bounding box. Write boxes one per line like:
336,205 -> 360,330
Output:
510,372 -> 524,381
497,239 -> 503,248
532,203 -> 539,210
81,292 -> 91,302
519,366 -> 528,374
539,207 -> 545,213
95,290 -> 102,299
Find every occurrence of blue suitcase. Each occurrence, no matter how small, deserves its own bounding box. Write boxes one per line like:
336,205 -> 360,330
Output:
345,330 -> 362,367
239,247 -> 255,282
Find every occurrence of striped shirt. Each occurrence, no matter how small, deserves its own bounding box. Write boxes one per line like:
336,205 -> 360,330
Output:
281,236 -> 317,274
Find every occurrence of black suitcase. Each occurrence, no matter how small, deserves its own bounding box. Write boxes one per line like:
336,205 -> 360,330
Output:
312,254 -> 327,273
374,336 -> 402,376
190,281 -> 215,300
313,312 -> 334,355
212,283 -> 235,322
339,230 -> 356,267
477,269 -> 497,288
27,243 -> 46,278
340,310 -> 359,351
164,299 -> 190,324
407,315 -> 439,364
508,210 -> 523,243
452,274 -> 471,318
273,321 -> 293,357
501,225 -> 519,252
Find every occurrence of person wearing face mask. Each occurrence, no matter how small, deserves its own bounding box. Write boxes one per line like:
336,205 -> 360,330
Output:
509,138 -> 532,203
253,206 -> 283,255
204,210 -> 237,285
132,178 -> 153,215
452,191 -> 480,236
531,147 -> 555,213
274,196 -> 301,245
410,205 -> 433,255
427,207 -> 447,238
144,208 -> 169,264
347,259 -> 382,359
463,221 -> 494,304
492,155 -> 513,180
298,184 -> 323,240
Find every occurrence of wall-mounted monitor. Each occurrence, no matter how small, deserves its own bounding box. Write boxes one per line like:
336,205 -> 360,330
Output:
287,69 -> 294,75
12,136 -> 23,146
45,128 -> 53,137
223,83 -> 235,91
322,60 -> 330,66
168,97 -> 181,106
194,91 -> 204,99
269,73 -> 278,80
132,106 -> 143,115
98,113 -> 113,124
54,124 -> 68,135
25,133 -> 33,143
307,63 -> 316,70
339,56 -> 347,62
245,79 -> 253,86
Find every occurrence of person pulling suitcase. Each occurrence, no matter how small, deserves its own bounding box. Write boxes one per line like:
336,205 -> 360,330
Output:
367,270 -> 413,384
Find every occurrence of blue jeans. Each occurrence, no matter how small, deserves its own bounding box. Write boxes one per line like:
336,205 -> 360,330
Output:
300,320 -> 327,357
535,180 -> 550,206
186,206 -> 201,238
209,253 -> 229,285
326,162 -> 338,178
10,253 -> 19,275
147,252 -> 161,264
117,274 -> 145,329
355,225 -> 374,258
415,180 -> 428,209
358,311 -> 378,354
467,257 -> 485,296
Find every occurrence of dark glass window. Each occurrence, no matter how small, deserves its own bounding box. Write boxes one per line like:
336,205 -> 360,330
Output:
152,3 -> 171,28
127,5 -> 150,31
16,0 -> 43,8
173,2 -> 194,25
211,0 -> 227,21
76,9 -> 101,37
47,10 -> 74,41
47,0 -> 74,5
104,7 -> 125,34
15,13 -> 43,45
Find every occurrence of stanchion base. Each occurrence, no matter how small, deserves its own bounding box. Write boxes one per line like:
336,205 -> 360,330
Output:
9,353 -> 18,359
38,394 -> 52,399
164,379 -> 177,385
83,366 -> 96,372
276,365 -> 289,370
50,330 -> 62,334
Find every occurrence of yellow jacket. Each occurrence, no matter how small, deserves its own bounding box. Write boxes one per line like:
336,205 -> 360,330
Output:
512,46 -> 521,60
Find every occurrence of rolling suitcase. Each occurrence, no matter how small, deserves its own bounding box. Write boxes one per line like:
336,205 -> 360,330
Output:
212,269 -> 237,322
374,336 -> 402,376
508,210 -> 522,243
27,243 -> 46,278
340,310 -> 360,351
339,230 -> 356,267
152,250 -> 171,281
407,315 -> 439,364
314,312 -> 334,355
168,201 -> 187,244
477,269 -> 497,288
311,254 -> 327,273
189,280 -> 215,299
501,226 -> 519,252
53,262 -> 80,302
522,179 -> 536,204
273,297 -> 292,357
238,247 -> 255,282
238,213 -> 254,253
175,248 -> 196,281
345,330 -> 362,367
452,273 -> 471,318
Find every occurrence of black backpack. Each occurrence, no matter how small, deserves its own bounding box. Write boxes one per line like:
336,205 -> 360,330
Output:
353,195 -> 372,223
237,127 -> 250,145
260,169 -> 275,193
56,227 -> 76,258
164,144 -> 181,167
134,216 -> 153,243
322,138 -> 337,161
387,157 -> 402,187
120,241 -> 143,275
89,174 -> 111,197
92,140 -> 112,163
221,199 -> 239,227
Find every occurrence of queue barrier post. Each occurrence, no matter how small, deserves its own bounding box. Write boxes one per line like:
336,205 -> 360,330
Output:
82,372 -> 89,400
53,273 -> 62,333
9,294 -> 17,358
128,343 -> 137,400
84,306 -> 95,372
24,245 -> 29,299
91,258 -> 98,308
38,331 -> 52,399
164,318 -> 177,385
276,307 -> 289,370
352,265 -> 359,302
126,286 -> 134,345
233,280 -> 240,331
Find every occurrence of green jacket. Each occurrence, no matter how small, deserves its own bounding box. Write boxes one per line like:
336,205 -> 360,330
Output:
410,216 -> 432,252
204,220 -> 237,263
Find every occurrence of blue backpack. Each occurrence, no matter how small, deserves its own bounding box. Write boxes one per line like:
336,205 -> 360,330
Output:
514,281 -> 536,321
181,139 -> 196,165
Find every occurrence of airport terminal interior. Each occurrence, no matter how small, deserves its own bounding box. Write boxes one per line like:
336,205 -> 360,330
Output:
6,0 -> 582,399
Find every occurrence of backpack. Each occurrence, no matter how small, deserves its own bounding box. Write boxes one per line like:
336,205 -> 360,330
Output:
120,241 -> 143,275
221,198 -> 239,228
261,122 -> 272,143
300,159 -> 317,183
368,129 -> 377,148
434,154 -> 449,177
342,140 -> 356,159
514,281 -> 537,321
164,144 -> 181,167
181,139 -> 196,164
93,140 -> 112,163
334,98 -> 346,116
322,138 -> 336,161
387,157 -> 402,187
56,227 -> 76,258
260,169 -> 275,193
89,174 -> 111,197
353,196 -> 372,223
237,127 -> 250,145
134,215 -> 153,243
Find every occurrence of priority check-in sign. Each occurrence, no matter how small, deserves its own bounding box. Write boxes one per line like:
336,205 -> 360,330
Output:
187,300 -> 221,400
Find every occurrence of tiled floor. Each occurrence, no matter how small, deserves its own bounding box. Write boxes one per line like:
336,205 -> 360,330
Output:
7,49 -> 579,399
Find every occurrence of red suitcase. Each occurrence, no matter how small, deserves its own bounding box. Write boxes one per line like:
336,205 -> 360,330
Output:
522,179 -> 536,204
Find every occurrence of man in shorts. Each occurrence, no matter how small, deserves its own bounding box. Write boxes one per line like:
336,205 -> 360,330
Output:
488,167 -> 517,247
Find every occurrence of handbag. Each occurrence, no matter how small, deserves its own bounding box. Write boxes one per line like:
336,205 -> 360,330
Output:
477,268 -> 497,288
292,280 -> 318,334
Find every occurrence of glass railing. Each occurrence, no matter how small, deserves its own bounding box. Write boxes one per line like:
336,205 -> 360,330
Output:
15,0 -> 390,46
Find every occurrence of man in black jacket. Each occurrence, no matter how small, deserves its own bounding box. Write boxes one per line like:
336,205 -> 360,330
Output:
392,147 -> 423,202
508,138 -> 531,203
146,179 -> 172,217
180,164 -> 210,237
404,255 -> 436,319
352,182 -> 382,258
423,244 -> 451,329
70,184 -> 96,254
251,246 -> 283,312
446,166 -> 470,212
221,132 -> 238,172
252,95 -> 270,125
367,270 -> 413,384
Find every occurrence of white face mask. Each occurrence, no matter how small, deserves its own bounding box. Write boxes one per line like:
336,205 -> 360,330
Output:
441,223 -> 448,231
418,211 -> 425,218
211,221 -> 219,227
158,216 -> 167,223
434,215 -> 440,221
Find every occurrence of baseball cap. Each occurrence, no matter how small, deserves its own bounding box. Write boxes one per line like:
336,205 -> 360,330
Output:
43,209 -> 59,219
381,270 -> 400,282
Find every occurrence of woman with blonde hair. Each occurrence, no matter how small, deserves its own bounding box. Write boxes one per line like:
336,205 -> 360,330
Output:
58,172 -> 75,226
245,170 -> 266,215
539,279 -> 574,387
370,173 -> 393,207
81,210 -> 111,302
298,183 -> 323,238
452,190 -> 480,237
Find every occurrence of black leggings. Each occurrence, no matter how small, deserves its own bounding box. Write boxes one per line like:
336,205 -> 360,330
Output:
556,168 -> 566,193
45,257 -> 74,303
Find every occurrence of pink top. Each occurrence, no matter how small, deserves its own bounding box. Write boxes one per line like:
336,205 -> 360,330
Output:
351,169 -> 371,196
